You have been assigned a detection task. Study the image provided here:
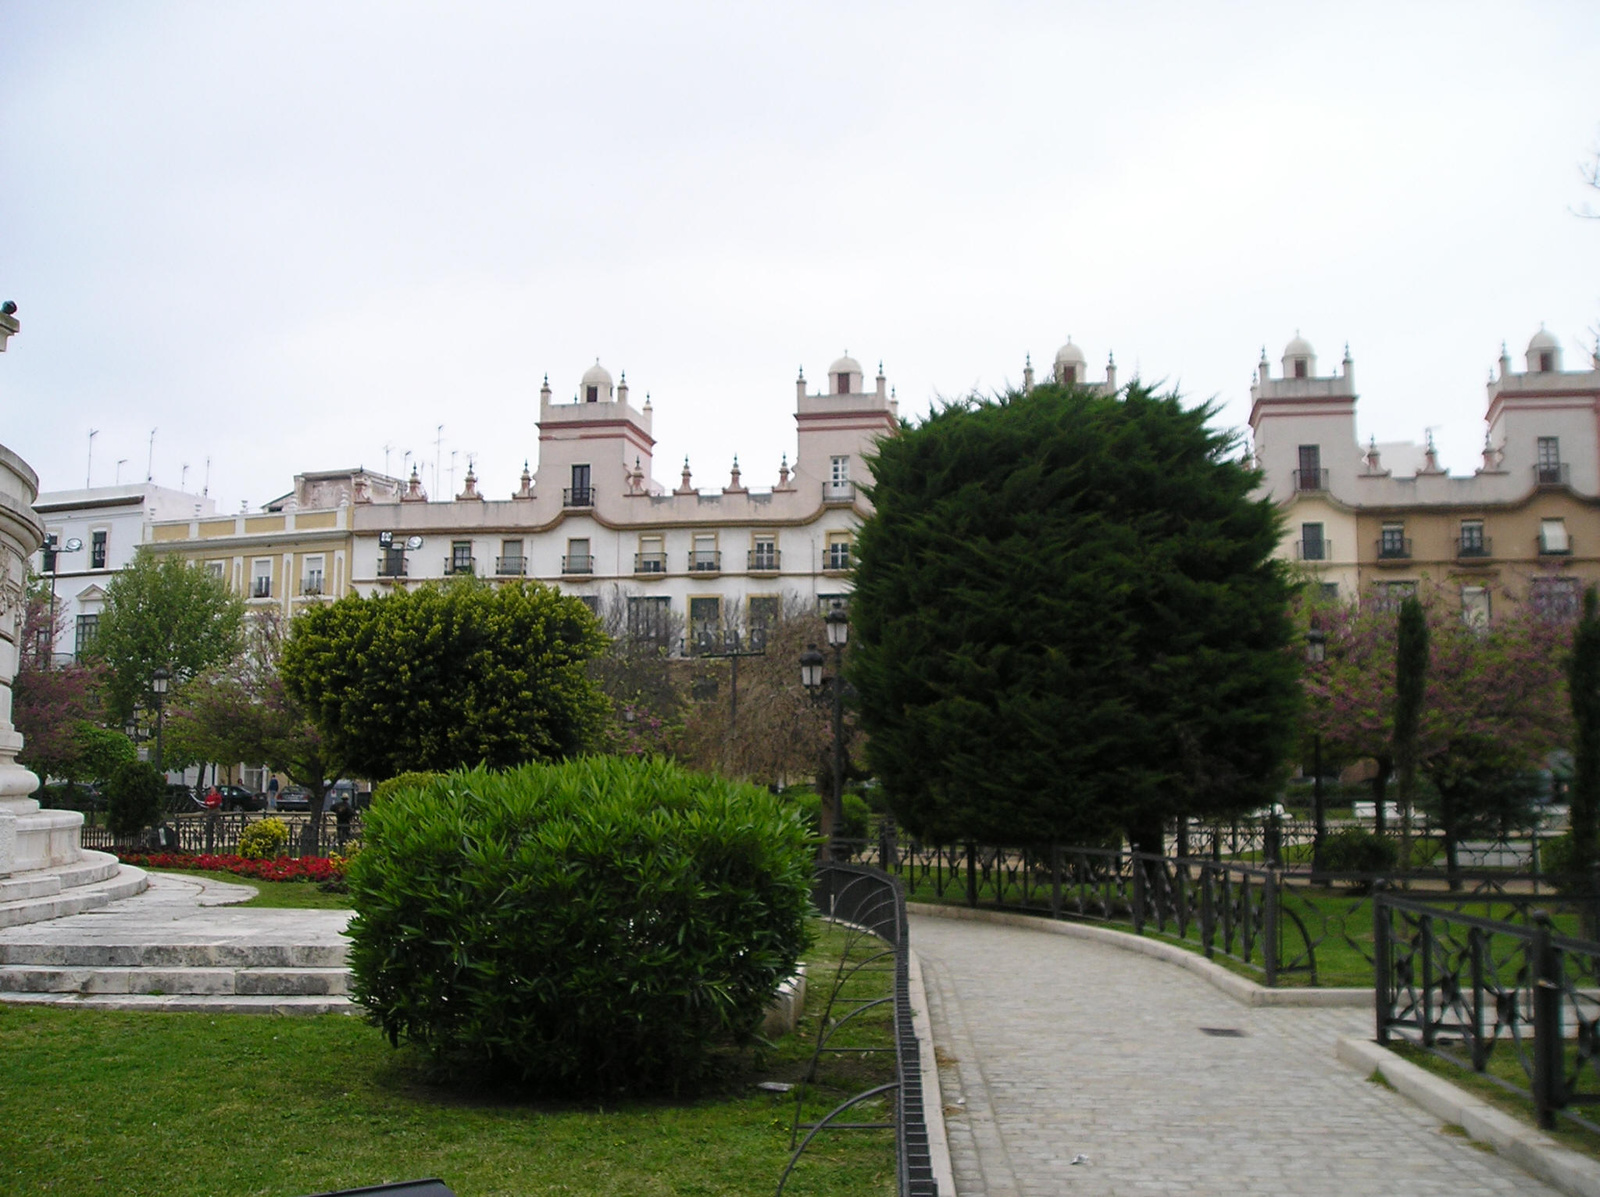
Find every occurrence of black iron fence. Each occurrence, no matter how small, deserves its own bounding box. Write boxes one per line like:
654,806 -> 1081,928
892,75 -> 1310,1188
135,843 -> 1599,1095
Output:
82,811 -> 362,858
1375,893 -> 1600,1131
826,835 -> 1598,989
779,862 -> 937,1197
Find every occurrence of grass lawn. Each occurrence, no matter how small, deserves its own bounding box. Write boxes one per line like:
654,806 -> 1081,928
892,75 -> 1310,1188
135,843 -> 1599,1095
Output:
148,868 -> 354,910
0,921 -> 894,1197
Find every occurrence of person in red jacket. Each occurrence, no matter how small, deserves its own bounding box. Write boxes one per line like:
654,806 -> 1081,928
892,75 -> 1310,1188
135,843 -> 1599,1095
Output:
204,785 -> 222,811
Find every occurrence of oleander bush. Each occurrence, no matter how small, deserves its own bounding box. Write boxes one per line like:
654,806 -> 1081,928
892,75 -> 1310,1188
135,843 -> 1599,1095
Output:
237,817 -> 290,860
346,757 -> 816,1094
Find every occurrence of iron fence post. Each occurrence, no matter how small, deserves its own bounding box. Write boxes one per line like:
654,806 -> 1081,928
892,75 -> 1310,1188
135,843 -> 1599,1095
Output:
1200,863 -> 1216,960
965,842 -> 977,908
1264,868 -> 1279,987
1050,843 -> 1061,920
1373,890 -> 1391,1043
1420,913 -> 1435,1047
1469,926 -> 1487,1072
1533,912 -> 1562,1131
1132,855 -> 1146,934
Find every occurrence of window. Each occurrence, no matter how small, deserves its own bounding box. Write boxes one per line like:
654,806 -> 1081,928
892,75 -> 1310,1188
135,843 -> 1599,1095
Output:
577,595 -> 599,615
205,560 -> 225,580
826,531 -> 852,571
748,595 -> 780,649
1294,359 -> 1308,379
586,384 -> 599,402
1378,523 -> 1409,559
1531,577 -> 1581,622
1457,519 -> 1487,558
831,456 -> 850,486
1537,437 -> 1563,485
1299,522 -> 1325,561
626,596 -> 672,646
449,540 -> 475,575
251,559 -> 273,599
1372,581 -> 1417,613
90,529 -> 108,570
1540,518 -> 1571,555
74,613 -> 99,662
567,464 -> 593,507
564,538 -> 592,574
818,593 -> 850,616
836,371 -> 850,394
1060,363 -> 1077,384
1319,582 -> 1340,601
498,539 -> 526,576
1295,446 -> 1324,492
303,555 -> 325,595
1461,586 -> 1491,630
635,535 -> 665,574
690,534 -> 720,572
1540,351 -> 1554,373
689,596 -> 722,651
750,535 -> 778,571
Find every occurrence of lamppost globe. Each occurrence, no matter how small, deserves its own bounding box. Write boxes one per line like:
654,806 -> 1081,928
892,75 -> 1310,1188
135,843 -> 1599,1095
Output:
1305,627 -> 1326,663
151,667 -> 170,696
799,644 -> 824,691
825,600 -> 849,648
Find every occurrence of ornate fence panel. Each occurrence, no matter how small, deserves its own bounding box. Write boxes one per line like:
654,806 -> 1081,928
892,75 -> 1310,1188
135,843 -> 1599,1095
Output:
1375,893 -> 1600,1131
82,812 -> 362,858
781,862 -> 938,1197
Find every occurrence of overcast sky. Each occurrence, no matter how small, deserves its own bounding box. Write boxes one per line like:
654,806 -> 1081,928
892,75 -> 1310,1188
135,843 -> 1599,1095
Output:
3,2 -> 1598,512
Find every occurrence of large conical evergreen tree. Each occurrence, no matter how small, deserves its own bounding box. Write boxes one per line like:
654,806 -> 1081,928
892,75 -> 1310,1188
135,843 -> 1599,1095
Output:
1393,595 -> 1429,872
1569,587 -> 1600,883
850,381 -> 1300,849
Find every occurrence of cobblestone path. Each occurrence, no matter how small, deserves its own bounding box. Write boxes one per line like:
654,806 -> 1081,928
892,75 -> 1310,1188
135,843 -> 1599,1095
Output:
912,913 -> 1558,1196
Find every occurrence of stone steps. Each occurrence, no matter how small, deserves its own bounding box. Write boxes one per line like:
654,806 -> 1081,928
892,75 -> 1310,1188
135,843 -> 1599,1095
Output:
0,991 -> 353,1015
0,857 -> 148,928
0,962 -> 348,996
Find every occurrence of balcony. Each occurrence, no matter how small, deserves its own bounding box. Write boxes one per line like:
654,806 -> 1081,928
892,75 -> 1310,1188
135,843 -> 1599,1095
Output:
1539,535 -> 1573,557
689,550 -> 722,573
748,548 -> 781,572
1292,468 -> 1329,493
563,486 -> 595,508
301,577 -> 324,596
634,552 -> 667,574
1454,537 -> 1492,560
1534,463 -> 1571,488
822,481 -> 856,504
825,549 -> 852,572
445,556 -> 477,576
562,554 -> 594,575
1376,537 -> 1412,562
377,554 -> 408,579
1294,539 -> 1330,562
250,578 -> 272,599
495,556 -> 527,576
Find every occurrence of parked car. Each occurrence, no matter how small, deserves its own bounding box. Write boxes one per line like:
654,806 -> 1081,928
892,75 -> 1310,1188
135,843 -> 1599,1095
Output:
163,783 -> 195,812
212,784 -> 264,812
275,785 -> 313,811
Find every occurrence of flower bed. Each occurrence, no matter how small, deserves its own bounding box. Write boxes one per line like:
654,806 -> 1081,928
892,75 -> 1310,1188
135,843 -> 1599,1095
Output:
116,851 -> 343,883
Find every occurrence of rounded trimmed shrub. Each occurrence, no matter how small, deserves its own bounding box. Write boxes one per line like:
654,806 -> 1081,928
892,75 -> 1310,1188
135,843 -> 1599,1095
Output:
346,757 -> 816,1094
106,760 -> 164,840
1320,828 -> 1399,877
370,771 -> 438,806
238,817 -> 290,860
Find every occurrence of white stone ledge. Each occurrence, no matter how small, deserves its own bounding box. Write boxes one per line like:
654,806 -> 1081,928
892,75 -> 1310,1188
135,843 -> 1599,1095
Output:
1337,1035 -> 1600,1197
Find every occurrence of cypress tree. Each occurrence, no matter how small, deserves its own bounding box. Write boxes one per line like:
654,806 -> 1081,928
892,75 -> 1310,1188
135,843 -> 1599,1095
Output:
1392,595 -> 1429,872
850,381 -> 1299,849
1569,587 -> 1600,882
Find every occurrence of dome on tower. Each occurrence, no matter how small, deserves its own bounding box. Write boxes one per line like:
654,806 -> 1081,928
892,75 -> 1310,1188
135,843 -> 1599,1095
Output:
828,353 -> 863,378
827,353 -> 863,395
580,360 -> 614,402
1284,333 -> 1315,359
1053,339 -> 1086,366
1528,328 -> 1559,353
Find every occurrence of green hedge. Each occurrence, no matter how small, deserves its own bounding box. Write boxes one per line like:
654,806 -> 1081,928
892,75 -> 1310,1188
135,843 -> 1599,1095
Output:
346,757 -> 816,1094
106,761 -> 164,840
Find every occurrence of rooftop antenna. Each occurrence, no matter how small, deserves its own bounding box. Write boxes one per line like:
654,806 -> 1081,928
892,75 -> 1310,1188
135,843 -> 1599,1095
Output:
86,428 -> 99,487
434,424 -> 444,504
449,449 -> 458,496
181,462 -> 190,491
203,456 -> 211,496
146,428 -> 157,482
383,442 -> 394,477
115,458 -> 128,484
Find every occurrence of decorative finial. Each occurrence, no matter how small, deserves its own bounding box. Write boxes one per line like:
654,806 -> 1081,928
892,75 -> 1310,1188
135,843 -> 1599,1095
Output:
1025,353 -> 1032,367
1343,342 -> 1351,359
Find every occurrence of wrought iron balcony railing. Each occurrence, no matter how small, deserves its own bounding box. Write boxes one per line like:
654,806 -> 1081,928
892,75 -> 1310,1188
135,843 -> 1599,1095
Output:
562,554 -> 593,574
748,549 -> 780,571
634,552 -> 667,574
445,556 -> 477,576
1538,535 -> 1573,557
1376,537 -> 1412,561
301,578 -> 324,596
1534,462 -> 1570,487
251,578 -> 272,598
1454,537 -> 1491,559
563,486 -> 595,507
495,556 -> 527,576
377,555 -> 408,578
1295,539 -> 1330,562
689,550 -> 722,572
1292,468 -> 1329,492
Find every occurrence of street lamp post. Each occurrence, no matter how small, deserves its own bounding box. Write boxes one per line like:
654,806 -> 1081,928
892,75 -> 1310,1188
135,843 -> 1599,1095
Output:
151,666 -> 171,776
799,600 -> 850,859
1305,628 -> 1327,877
42,534 -> 83,667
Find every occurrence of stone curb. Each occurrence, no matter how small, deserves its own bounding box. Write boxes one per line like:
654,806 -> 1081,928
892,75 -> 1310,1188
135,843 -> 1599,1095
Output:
906,948 -> 958,1197
1336,1036 -> 1600,1197
906,902 -> 1370,1008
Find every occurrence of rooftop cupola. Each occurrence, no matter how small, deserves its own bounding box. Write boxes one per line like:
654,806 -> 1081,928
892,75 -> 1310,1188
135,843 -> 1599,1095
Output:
581,360 -> 615,403
1053,338 -> 1087,385
829,353 -> 863,395
1282,332 -> 1316,380
1527,327 -> 1561,374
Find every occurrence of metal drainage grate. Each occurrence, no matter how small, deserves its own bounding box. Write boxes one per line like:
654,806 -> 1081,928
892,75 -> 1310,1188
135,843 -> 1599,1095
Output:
1198,1027 -> 1247,1038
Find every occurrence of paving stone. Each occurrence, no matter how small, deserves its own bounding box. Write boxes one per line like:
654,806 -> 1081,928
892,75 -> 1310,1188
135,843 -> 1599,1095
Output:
912,913 -> 1562,1196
